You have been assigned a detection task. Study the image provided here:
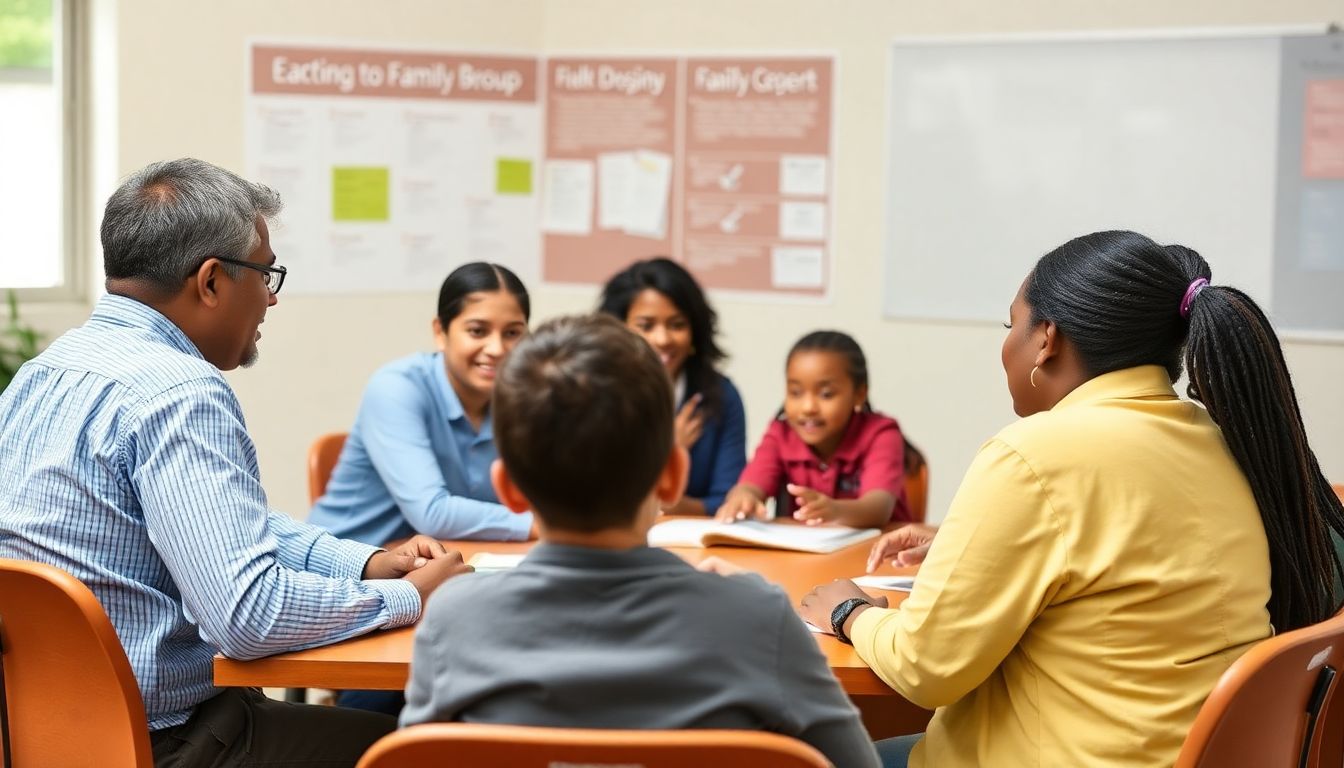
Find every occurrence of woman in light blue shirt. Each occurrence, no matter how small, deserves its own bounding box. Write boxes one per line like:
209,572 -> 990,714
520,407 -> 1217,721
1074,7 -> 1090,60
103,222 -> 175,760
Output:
308,262 -> 534,546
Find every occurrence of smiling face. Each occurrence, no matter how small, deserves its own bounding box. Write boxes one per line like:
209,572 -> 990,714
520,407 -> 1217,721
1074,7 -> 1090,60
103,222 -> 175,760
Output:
784,349 -> 866,459
434,289 -> 528,412
625,288 -> 693,379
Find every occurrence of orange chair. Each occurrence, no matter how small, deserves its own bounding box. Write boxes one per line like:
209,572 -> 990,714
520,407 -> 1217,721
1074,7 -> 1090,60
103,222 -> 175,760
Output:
356,723 -> 831,768
0,558 -> 153,768
1174,608 -> 1344,768
903,439 -> 930,524
308,432 -> 349,504
293,432 -> 350,704
1334,483 -> 1344,504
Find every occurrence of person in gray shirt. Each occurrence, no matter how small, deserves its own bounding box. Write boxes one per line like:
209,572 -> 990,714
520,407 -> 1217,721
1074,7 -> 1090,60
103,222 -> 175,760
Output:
400,313 -> 880,768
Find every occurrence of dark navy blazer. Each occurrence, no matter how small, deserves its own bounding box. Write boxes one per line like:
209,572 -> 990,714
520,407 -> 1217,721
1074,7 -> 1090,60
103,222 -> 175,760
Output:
685,374 -> 747,514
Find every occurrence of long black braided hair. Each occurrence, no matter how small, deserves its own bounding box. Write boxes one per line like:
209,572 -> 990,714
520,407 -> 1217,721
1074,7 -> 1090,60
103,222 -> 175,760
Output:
1026,230 -> 1344,631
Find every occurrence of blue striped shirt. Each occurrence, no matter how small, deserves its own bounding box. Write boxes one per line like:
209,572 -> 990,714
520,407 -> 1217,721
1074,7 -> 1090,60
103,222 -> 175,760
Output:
0,294 -> 421,730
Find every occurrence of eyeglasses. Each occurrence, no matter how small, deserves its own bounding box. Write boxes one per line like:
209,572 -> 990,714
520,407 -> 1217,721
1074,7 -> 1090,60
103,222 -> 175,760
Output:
210,256 -> 288,295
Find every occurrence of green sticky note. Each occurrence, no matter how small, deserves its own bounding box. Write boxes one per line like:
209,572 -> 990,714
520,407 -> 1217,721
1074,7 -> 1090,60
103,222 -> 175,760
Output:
332,167 -> 390,221
496,158 -> 533,195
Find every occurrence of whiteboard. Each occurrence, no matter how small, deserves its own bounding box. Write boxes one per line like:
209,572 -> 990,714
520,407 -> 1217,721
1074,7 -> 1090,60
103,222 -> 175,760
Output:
882,32 -> 1294,327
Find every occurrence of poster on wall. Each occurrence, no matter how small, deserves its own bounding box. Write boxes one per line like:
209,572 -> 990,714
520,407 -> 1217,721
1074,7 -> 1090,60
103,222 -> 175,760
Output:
542,54 -> 835,298
246,42 -> 542,295
681,56 -> 833,295
542,57 -> 679,286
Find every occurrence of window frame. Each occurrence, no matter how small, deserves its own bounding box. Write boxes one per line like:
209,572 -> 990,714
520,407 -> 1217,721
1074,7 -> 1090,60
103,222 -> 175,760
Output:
1,0 -> 85,302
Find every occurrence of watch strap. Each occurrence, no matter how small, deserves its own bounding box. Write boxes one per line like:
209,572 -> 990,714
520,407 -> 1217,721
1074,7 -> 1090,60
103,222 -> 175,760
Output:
830,597 -> 870,644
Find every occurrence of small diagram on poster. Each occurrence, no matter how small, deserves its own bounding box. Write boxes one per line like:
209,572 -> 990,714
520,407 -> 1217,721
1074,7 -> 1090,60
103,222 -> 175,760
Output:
772,246 -> 824,288
780,155 -> 828,196
779,201 -> 827,241
541,159 -> 594,235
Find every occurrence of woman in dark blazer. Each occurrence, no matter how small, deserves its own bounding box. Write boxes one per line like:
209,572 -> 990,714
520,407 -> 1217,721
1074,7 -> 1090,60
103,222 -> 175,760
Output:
599,258 -> 746,515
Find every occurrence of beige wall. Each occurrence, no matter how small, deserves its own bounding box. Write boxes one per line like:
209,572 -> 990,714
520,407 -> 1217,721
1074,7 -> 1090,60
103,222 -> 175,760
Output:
28,0 -> 1344,524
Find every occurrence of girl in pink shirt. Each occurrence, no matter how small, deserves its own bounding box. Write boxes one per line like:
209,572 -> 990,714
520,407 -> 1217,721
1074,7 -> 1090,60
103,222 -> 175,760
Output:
717,331 -> 909,528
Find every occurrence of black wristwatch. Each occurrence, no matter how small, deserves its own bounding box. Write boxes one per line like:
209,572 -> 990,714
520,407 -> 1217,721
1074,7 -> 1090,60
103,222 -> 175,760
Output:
830,597 -> 871,645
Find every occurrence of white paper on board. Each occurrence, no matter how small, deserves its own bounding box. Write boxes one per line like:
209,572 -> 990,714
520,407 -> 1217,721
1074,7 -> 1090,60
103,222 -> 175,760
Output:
622,149 -> 673,239
541,159 -> 595,235
778,200 -> 827,241
771,246 -> 825,288
780,154 -> 828,196
597,151 -> 634,230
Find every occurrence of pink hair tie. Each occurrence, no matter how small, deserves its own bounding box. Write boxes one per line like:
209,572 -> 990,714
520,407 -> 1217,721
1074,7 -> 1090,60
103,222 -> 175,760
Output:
1179,278 -> 1209,319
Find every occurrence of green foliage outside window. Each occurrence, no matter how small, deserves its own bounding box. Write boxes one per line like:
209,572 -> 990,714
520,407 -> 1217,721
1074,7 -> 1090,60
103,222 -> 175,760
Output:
0,290 -> 43,394
0,0 -> 53,69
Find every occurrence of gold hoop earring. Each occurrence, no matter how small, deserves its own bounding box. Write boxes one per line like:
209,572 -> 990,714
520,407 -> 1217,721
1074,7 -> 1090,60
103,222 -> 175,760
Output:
1030,366 -> 1040,389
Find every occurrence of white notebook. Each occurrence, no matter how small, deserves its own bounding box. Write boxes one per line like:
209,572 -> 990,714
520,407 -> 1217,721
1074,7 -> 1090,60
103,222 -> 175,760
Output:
853,574 -> 916,592
647,519 -> 878,554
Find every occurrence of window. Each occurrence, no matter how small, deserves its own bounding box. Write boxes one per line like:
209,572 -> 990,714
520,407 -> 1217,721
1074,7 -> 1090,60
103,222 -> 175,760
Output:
0,0 -> 79,298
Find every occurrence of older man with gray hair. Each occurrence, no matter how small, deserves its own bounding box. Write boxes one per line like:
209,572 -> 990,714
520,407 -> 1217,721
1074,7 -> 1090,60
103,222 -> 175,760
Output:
0,158 -> 470,766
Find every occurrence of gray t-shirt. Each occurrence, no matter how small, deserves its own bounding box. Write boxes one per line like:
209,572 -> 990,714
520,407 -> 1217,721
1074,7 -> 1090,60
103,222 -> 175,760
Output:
401,542 -> 880,768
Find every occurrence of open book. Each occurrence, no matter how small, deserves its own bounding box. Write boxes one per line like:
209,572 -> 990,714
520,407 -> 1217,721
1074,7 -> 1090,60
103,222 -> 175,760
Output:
647,519 -> 878,554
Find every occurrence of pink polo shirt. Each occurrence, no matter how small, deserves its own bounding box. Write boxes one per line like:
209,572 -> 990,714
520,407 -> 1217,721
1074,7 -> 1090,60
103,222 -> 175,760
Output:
738,410 -> 909,523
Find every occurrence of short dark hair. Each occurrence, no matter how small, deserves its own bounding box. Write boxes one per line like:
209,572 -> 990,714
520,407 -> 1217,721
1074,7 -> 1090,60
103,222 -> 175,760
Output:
101,158 -> 282,291
438,262 -> 530,325
597,257 -> 726,419
493,314 -> 673,532
1026,229 -> 1344,631
786,330 -> 873,413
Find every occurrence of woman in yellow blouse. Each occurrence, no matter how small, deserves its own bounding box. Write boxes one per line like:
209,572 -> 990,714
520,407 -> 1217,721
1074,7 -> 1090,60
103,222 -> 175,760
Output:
800,230 -> 1344,768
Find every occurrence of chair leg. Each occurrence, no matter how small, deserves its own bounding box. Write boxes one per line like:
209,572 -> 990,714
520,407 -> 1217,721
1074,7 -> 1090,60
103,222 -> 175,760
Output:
284,687 -> 308,704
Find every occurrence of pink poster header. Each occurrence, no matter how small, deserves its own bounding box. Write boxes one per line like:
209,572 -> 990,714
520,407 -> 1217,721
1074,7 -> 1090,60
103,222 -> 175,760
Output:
251,45 -> 538,103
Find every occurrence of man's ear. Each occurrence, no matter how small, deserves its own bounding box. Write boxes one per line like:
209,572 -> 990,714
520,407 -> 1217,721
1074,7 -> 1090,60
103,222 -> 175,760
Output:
654,445 -> 690,507
193,258 -> 223,308
1034,320 -> 1062,367
490,459 -> 532,514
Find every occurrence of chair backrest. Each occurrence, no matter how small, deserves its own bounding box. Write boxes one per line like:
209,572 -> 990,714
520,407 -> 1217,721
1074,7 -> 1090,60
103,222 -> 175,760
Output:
1174,608 -> 1344,768
0,558 -> 152,768
1334,483 -> 1344,504
903,439 -> 930,524
308,432 -> 349,505
356,724 -> 832,768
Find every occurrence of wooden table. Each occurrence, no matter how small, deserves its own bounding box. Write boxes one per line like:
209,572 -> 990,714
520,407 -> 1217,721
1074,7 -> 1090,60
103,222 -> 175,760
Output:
215,534 -> 932,738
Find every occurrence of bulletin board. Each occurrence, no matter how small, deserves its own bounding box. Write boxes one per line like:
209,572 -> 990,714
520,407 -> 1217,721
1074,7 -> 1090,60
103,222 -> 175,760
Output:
245,42 -> 836,300
541,55 -> 836,298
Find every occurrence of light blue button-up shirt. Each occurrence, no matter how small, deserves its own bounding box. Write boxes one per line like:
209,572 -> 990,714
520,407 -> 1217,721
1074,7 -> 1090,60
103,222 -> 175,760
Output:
307,352 -> 532,546
0,295 -> 420,730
